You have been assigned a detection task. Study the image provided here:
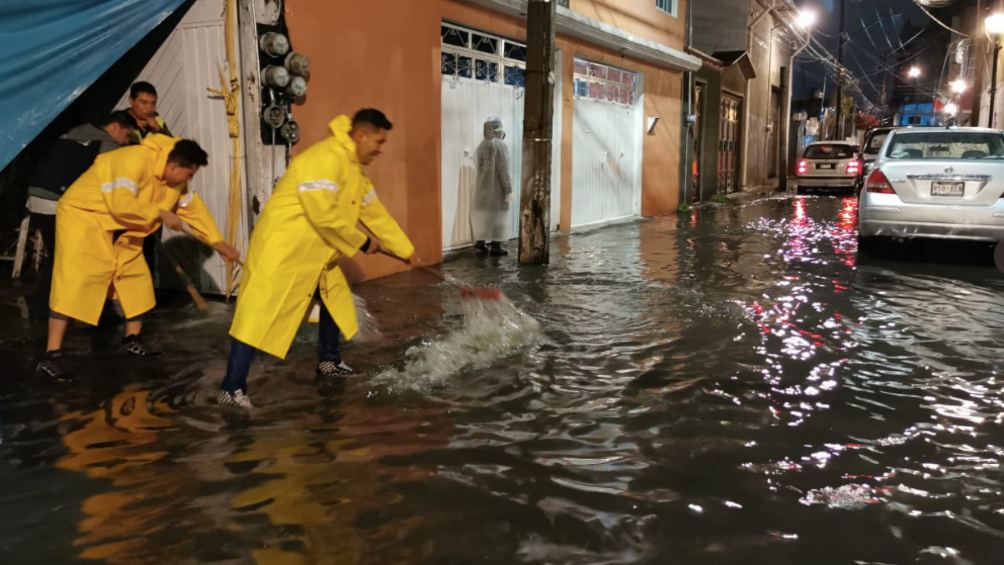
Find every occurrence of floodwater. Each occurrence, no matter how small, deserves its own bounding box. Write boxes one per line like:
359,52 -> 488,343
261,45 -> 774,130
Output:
1,195 -> 1003,564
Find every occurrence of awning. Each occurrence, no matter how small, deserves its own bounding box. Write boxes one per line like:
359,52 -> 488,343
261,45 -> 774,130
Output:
0,0 -> 187,170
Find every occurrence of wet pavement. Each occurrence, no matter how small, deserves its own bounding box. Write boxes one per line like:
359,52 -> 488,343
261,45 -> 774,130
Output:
1,194 -> 1003,564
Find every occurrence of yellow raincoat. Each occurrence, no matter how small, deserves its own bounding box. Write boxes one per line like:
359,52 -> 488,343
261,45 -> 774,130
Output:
229,116 -> 414,359
51,134 -> 224,325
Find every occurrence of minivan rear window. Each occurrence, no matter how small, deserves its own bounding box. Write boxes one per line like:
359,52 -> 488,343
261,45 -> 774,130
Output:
886,131 -> 1004,160
804,144 -> 855,159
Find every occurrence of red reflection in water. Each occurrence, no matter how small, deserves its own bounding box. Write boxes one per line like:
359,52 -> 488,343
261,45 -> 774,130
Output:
837,197 -> 858,232
834,197 -> 858,268
793,197 -> 808,225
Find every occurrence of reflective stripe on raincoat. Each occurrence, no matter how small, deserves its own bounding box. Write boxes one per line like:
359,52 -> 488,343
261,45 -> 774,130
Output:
229,116 -> 415,359
51,134 -> 224,325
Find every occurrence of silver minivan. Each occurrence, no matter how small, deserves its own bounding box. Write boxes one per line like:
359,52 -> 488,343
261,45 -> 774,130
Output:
858,127 -> 1004,245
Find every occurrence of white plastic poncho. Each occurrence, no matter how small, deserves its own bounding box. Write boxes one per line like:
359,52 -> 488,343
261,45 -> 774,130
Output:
471,117 -> 513,242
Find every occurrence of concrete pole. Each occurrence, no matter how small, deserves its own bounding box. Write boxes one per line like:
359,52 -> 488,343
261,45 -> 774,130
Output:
518,0 -> 556,265
834,0 -> 845,140
780,38 -> 810,192
990,39 -> 1001,128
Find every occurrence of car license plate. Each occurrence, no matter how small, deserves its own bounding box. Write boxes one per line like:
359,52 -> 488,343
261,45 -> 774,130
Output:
817,163 -> 835,169
931,181 -> 964,197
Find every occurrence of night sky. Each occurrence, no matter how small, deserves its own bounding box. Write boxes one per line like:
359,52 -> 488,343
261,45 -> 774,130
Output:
793,0 -> 940,113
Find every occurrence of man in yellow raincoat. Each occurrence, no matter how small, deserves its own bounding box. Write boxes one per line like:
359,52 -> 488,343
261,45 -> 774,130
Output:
36,135 -> 240,379
218,109 -> 416,409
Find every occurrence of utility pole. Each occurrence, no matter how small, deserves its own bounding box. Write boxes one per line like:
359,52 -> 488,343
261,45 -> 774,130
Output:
990,38 -> 1001,128
518,0 -> 556,265
834,0 -> 845,140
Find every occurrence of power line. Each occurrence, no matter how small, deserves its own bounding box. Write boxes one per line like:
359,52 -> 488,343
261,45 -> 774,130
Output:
909,0 -> 973,38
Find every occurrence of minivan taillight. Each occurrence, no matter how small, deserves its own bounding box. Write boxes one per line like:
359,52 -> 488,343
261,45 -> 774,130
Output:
796,160 -> 808,176
847,160 -> 861,175
865,169 -> 895,194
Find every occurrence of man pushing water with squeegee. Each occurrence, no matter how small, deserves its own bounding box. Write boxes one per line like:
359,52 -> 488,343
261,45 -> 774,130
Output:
217,109 -> 419,409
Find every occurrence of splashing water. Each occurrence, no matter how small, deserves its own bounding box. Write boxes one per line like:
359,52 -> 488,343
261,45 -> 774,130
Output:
371,296 -> 541,393
352,293 -> 383,343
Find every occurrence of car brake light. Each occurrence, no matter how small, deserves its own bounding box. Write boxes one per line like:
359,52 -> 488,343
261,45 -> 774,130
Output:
847,160 -> 861,175
796,160 -> 808,176
865,169 -> 895,194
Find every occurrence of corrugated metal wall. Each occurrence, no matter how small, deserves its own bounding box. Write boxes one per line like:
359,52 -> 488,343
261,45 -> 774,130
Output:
118,0 -> 249,294
441,78 -> 525,249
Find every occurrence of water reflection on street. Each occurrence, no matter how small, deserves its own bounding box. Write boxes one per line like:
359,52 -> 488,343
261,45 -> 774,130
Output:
1,195 -> 1003,564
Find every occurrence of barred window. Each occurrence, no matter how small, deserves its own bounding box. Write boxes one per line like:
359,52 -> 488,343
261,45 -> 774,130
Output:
441,22 -> 527,85
656,0 -> 676,16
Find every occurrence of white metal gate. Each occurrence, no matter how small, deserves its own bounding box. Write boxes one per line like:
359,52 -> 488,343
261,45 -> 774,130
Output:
440,22 -> 561,250
118,0 -> 249,294
571,58 -> 642,228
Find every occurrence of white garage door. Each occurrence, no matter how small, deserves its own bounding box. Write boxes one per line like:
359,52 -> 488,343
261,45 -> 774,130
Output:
571,58 -> 643,228
440,23 -> 561,250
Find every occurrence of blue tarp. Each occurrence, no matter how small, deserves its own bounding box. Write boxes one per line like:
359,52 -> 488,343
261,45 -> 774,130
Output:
0,0 -> 186,170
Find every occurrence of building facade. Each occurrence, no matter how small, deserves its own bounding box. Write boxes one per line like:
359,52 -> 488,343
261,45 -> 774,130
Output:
683,0 -> 793,203
0,0 -> 702,290
286,0 -> 699,267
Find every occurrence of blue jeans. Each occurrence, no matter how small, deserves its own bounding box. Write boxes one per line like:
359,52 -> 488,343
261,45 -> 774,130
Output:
220,293 -> 341,393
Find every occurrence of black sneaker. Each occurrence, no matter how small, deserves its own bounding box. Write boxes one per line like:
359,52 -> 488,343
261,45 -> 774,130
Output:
489,242 -> 508,256
316,360 -> 356,377
122,334 -> 157,356
474,241 -> 488,255
36,351 -> 70,381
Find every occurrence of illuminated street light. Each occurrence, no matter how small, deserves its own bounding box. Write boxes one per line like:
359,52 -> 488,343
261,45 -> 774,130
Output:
795,9 -> 817,30
907,66 -> 922,79
986,13 -> 1004,35
950,79 -> 967,94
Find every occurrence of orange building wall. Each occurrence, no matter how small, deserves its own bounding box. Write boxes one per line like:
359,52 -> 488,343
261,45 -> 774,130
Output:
287,0 -> 683,280
286,0 -> 443,281
570,0 -> 686,48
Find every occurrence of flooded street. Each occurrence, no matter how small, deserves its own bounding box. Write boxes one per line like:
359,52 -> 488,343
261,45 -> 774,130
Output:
2,195 -> 1003,564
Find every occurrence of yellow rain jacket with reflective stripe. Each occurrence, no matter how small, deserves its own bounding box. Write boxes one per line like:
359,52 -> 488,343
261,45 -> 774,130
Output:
51,134 -> 224,325
229,116 -> 414,359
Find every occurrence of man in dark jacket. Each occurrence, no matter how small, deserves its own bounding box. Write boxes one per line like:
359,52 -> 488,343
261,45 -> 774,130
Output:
125,81 -> 172,143
26,111 -> 137,320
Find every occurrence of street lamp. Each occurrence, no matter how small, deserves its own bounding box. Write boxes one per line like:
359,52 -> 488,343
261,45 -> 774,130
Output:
795,8 -> 817,30
907,66 -> 922,79
950,78 -> 968,94
985,13 -> 1004,127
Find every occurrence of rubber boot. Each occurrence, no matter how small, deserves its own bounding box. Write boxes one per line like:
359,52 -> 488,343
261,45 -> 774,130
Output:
489,241 -> 508,256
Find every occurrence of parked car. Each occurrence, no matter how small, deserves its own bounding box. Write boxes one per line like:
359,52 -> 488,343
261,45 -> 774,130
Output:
858,127 -> 1004,248
795,142 -> 862,194
860,126 -> 899,171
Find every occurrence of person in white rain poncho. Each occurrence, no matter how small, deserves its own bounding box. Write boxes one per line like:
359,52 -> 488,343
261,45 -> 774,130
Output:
472,117 -> 513,256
